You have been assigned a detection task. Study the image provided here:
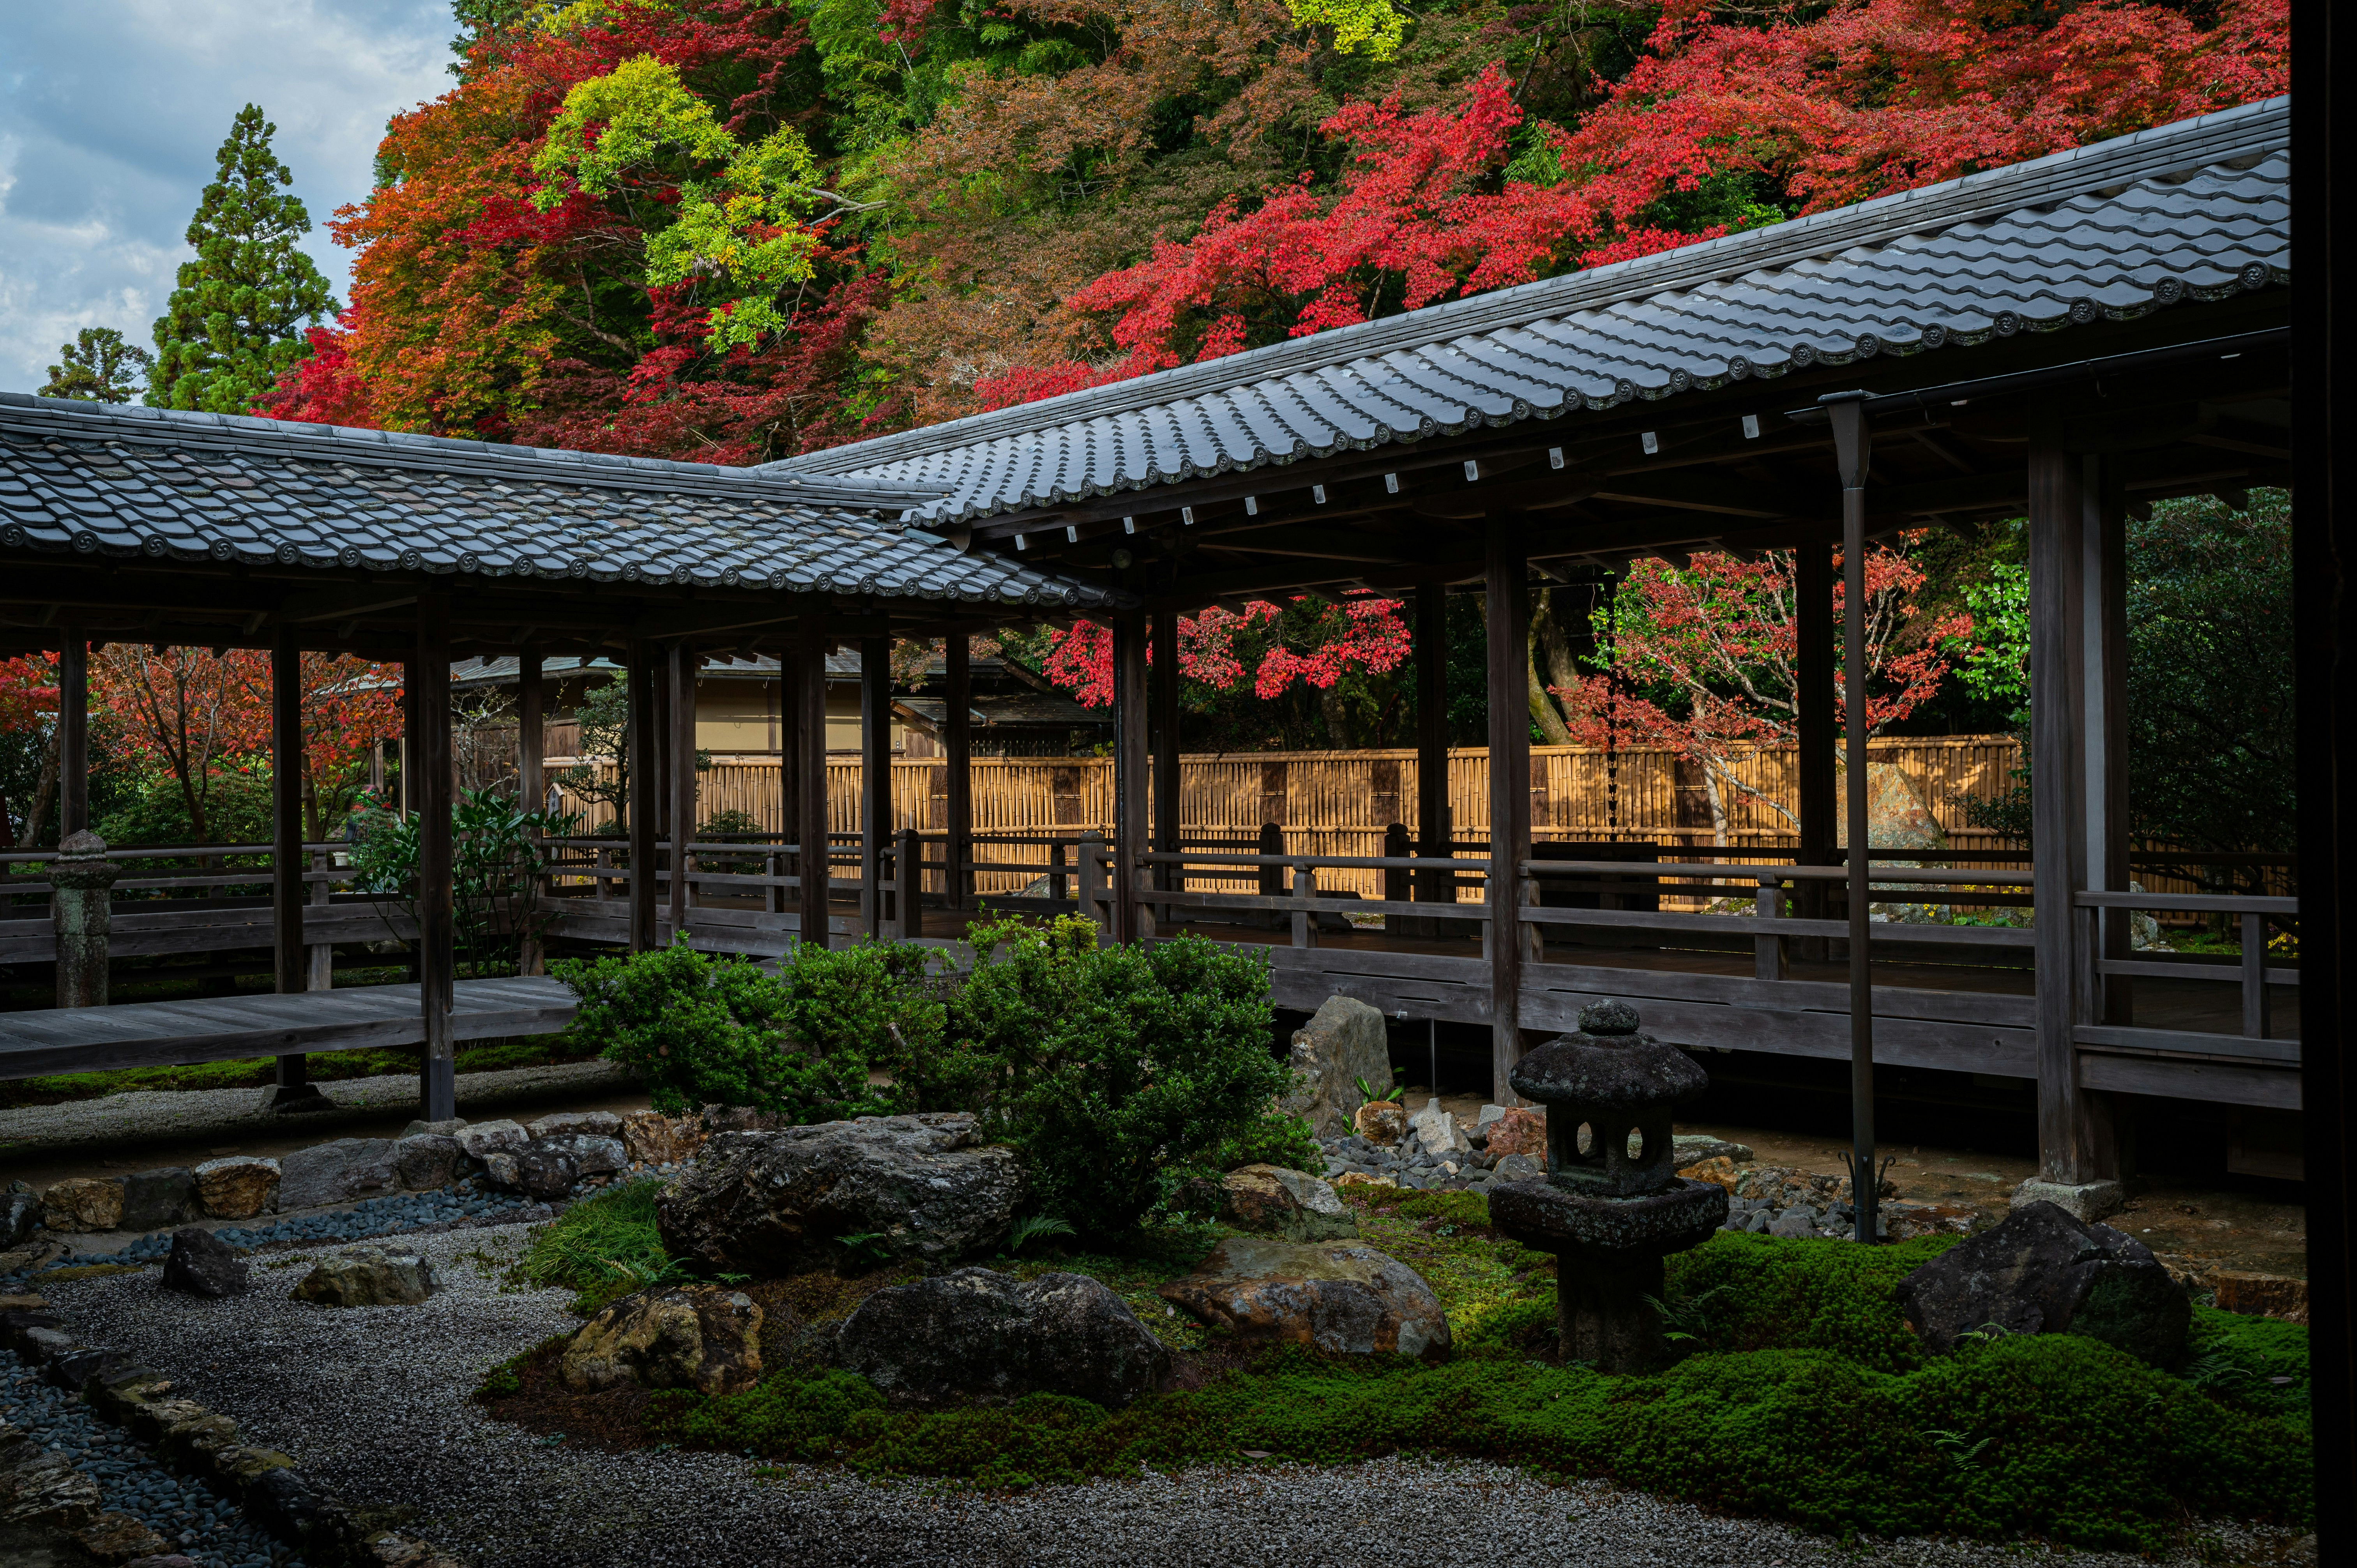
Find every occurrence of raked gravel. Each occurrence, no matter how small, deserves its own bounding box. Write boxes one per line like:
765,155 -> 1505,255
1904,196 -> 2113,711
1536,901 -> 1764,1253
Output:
0,1059 -> 632,1153
44,1225 -> 2299,1568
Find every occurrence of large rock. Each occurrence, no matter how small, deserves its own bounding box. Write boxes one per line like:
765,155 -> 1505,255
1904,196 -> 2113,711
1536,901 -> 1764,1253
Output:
529,1111 -> 622,1140
279,1139 -> 400,1211
1221,1165 -> 1357,1243
534,1133 -> 629,1178
1158,1238 -> 1452,1360
1406,1098 -> 1470,1155
159,1229 -> 249,1299
393,1134 -> 471,1192
2,1192 -> 37,1248
192,1158 -> 278,1220
117,1169 -> 196,1232
481,1147 -> 578,1200
1835,762 -> 1949,853
1482,1107 -> 1547,1160
617,1110 -> 702,1166
453,1120 -> 528,1162
659,1112 -> 1022,1276
1352,1100 -> 1405,1145
560,1285 -> 763,1397
1893,1201 -> 2189,1363
1280,996 -> 1393,1139
41,1177 -> 123,1233
290,1246 -> 436,1308
834,1266 -> 1169,1410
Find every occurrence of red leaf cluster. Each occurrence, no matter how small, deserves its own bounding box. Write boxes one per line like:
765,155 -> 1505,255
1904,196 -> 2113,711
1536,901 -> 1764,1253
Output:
1042,594 -> 1410,708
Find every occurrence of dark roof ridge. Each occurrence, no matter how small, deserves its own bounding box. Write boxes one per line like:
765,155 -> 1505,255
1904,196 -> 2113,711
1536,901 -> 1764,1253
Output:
770,95 -> 2288,478
0,393 -> 945,508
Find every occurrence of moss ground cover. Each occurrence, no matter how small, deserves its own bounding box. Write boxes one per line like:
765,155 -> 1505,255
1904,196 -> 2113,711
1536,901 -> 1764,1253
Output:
0,1028 -> 593,1109
490,1184 -> 2311,1549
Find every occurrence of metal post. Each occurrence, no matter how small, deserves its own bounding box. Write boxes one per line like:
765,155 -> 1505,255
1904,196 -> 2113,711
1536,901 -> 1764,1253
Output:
1824,390 -> 1878,1243
270,623 -> 311,1103
625,640 -> 659,953
416,595 -> 456,1122
945,631 -> 973,912
860,635 -> 891,939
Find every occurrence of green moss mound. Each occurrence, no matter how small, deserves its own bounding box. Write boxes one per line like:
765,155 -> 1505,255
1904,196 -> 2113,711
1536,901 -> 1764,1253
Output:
1662,1230 -> 1963,1372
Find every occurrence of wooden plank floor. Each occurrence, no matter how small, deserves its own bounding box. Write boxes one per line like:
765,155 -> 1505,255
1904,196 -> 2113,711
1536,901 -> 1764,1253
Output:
0,975 -> 578,1081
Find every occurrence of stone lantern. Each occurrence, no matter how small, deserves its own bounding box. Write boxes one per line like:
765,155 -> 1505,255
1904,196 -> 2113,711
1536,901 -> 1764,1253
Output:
1488,999 -> 1726,1371
49,830 -> 119,1009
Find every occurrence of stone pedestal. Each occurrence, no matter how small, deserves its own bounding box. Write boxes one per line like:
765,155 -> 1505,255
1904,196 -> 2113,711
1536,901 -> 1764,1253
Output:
48,831 -> 118,1009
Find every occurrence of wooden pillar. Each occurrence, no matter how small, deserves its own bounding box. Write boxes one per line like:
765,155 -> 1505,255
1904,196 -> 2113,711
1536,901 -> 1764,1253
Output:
945,632 -> 974,912
1415,581 -> 1451,905
860,636 -> 891,938
2085,460 -> 2134,1028
1795,540 -> 1836,948
415,595 -> 456,1122
58,629 -> 87,840
267,623 -> 312,1100
668,643 -> 697,944
1112,608 -> 1148,942
1150,611 -> 1181,900
1827,394 -> 1880,1242
776,646 -> 801,918
516,648 -> 544,975
2028,433 -> 2118,1186
1484,521 -> 1532,1105
625,639 -> 659,953
797,616 -> 831,948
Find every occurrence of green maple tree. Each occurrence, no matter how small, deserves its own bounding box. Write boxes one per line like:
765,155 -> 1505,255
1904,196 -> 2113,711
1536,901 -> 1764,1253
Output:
147,104 -> 337,413
39,328 -> 153,403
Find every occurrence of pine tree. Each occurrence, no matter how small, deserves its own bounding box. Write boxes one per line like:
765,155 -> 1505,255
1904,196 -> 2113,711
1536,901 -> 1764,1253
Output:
147,104 -> 337,413
39,328 -> 153,403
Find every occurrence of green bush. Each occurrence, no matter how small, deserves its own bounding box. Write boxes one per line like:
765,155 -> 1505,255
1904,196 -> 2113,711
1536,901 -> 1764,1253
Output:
1202,1109 -> 1323,1177
514,1177 -> 681,1308
950,915 -> 1287,1238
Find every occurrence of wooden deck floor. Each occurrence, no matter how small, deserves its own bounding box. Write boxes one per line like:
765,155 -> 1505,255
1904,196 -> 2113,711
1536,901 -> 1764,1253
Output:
0,976 -> 579,1081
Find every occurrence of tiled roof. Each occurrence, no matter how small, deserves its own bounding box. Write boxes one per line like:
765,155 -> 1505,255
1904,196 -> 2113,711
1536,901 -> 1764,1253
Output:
777,97 -> 2291,526
0,397 -> 1117,610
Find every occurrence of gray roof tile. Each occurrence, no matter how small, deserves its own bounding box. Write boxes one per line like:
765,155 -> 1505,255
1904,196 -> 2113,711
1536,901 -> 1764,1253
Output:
780,97 -> 2288,524
0,397 -> 1117,611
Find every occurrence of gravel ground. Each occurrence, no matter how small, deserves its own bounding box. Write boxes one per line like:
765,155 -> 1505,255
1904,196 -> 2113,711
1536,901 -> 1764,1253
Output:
42,1225 -> 2302,1568
0,1060 -> 633,1157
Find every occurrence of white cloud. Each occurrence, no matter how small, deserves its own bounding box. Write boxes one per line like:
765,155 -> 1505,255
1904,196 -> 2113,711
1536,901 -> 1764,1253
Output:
0,0 -> 454,394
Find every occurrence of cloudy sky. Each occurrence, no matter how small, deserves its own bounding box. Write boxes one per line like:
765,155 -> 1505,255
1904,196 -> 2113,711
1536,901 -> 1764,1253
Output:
0,0 -> 453,394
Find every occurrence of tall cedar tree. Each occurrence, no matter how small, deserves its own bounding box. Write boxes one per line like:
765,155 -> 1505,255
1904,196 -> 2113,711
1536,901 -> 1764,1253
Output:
148,105 -> 338,414
39,328 -> 153,403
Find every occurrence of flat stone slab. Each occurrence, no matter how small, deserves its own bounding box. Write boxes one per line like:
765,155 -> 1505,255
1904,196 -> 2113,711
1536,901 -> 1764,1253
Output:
1488,1176 -> 1727,1255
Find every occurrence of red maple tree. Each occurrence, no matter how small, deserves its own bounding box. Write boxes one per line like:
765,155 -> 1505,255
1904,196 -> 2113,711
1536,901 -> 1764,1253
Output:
1043,594 -> 1412,708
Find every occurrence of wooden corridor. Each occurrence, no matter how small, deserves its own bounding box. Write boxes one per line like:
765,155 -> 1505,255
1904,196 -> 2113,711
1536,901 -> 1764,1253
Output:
0,976 -> 577,1082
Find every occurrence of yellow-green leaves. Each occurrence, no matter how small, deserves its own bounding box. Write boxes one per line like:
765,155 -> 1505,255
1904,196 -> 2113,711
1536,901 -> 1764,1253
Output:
1286,0 -> 1406,60
531,54 -> 737,207
534,58 -> 825,348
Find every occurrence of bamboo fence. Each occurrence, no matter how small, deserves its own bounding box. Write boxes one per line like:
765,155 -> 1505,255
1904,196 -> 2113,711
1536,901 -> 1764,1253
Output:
547,736 -> 2054,900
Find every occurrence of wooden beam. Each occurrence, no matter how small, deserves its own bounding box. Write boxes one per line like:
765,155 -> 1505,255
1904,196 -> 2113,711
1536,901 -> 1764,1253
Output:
1827,392 -> 1881,1244
1796,540 -> 1835,948
668,641 -> 697,943
1112,607 -> 1148,942
270,620 -> 309,1099
415,593 -> 456,1122
2028,427 -> 2118,1184
861,634 -> 891,938
516,645 -> 544,976
57,627 -> 87,841
1150,609 -> 1180,901
626,637 -> 659,953
1484,518 -> 1531,1105
1416,580 -> 1451,908
796,614 -> 831,949
946,631 -> 973,911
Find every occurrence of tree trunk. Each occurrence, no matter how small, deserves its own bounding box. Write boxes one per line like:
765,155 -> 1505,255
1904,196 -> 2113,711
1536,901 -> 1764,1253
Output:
1528,588 -> 1580,745
26,730 -> 59,848
1318,683 -> 1356,749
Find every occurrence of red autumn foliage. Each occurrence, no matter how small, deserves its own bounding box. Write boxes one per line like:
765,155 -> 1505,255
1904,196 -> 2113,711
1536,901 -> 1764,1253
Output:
254,319 -> 379,427
1043,594 -> 1411,707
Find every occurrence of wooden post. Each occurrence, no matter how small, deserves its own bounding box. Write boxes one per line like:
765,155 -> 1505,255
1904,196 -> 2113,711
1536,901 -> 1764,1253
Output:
516,648 -> 544,974
860,636 -> 891,939
2028,433 -> 2118,1187
1827,393 -> 1880,1241
416,595 -> 456,1123
1077,828 -> 1108,941
668,642 -> 697,945
1112,608 -> 1148,942
58,628 -> 87,840
270,623 -> 311,1101
1484,519 -> 1532,1106
2242,910 -> 2272,1039
1292,860 -> 1316,949
945,632 -> 974,912
1754,876 -> 1788,981
797,615 -> 832,948
2085,460 -> 2134,1027
1383,822 -> 1411,905
894,825 -> 920,939
309,849 -> 334,990
1414,582 -> 1452,908
626,639 -> 659,953
1795,540 -> 1836,954
1258,823 -> 1285,901
1150,611 -> 1181,906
